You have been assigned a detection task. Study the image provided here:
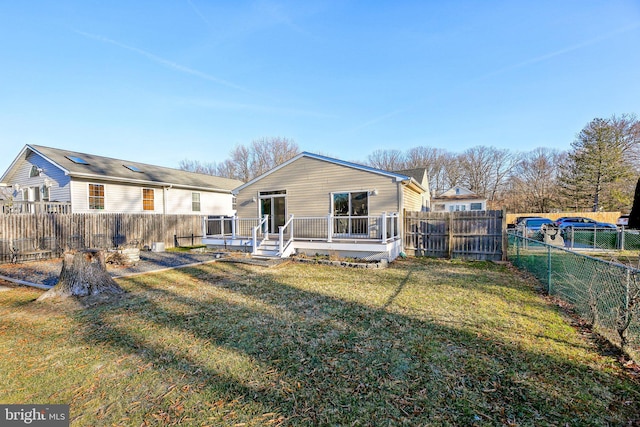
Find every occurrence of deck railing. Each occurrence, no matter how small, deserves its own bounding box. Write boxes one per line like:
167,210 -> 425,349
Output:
278,215 -> 295,256
252,215 -> 269,255
205,213 -> 400,243
1,201 -> 72,214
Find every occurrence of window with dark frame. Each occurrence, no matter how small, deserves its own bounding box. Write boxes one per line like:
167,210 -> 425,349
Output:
89,184 -> 105,210
470,202 -> 482,211
143,188 -> 154,211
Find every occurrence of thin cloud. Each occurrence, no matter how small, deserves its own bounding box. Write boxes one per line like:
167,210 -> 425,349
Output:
349,109 -> 405,133
186,0 -> 212,28
478,21 -> 640,81
180,97 -> 337,118
74,30 -> 248,92
351,21 -> 640,133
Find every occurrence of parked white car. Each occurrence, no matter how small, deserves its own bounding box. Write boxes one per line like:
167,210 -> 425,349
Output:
617,214 -> 629,226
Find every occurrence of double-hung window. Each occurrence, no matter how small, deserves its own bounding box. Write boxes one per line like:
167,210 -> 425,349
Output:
89,184 -> 105,210
192,192 -> 201,212
143,188 -> 154,211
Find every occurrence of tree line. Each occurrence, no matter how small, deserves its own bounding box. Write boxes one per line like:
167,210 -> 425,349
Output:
180,114 -> 640,213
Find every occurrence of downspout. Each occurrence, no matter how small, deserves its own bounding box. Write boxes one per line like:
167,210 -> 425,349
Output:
163,186 -> 171,247
398,180 -> 406,250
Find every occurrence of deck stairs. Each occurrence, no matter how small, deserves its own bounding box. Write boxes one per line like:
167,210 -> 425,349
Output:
253,239 -> 281,259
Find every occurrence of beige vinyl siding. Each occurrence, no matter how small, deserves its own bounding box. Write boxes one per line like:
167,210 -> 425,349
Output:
402,185 -> 423,212
236,157 -> 405,218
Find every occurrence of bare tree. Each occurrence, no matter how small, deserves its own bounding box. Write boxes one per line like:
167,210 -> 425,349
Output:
178,159 -> 219,175
510,148 -> 564,213
367,149 -> 405,171
248,137 -> 299,180
179,137 -> 299,182
458,146 -> 493,197
230,144 -> 252,182
404,146 -> 454,196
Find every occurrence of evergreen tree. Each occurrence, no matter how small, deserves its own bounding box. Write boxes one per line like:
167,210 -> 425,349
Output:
559,117 -> 636,211
628,177 -> 640,229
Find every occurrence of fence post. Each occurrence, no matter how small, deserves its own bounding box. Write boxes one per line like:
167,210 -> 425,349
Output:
547,244 -> 552,294
570,227 -> 575,249
516,235 -> 520,265
593,226 -> 596,250
623,268 -> 631,348
174,234 -> 178,247
448,213 -> 454,259
619,228 -> 625,251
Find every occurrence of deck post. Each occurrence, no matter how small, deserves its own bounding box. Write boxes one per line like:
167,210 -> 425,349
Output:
202,216 -> 207,238
327,214 -> 333,243
381,212 -> 387,243
231,214 -> 236,239
252,226 -> 258,255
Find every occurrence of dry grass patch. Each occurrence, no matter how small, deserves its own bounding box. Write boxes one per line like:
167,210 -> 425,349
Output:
1,258 -> 639,426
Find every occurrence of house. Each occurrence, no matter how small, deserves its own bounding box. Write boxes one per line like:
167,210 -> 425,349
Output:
202,152 -> 428,261
393,168 -> 430,211
431,186 -> 486,212
0,145 -> 243,215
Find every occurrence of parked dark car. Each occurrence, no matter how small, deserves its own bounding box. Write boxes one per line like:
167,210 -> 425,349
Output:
509,216 -> 547,229
554,217 -> 617,230
516,217 -> 554,239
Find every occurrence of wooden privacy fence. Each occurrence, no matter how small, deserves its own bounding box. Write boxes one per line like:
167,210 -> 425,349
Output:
404,210 -> 506,261
0,213 -> 204,263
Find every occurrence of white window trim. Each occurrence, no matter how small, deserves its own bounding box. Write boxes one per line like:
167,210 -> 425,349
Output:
192,192 -> 201,212
142,187 -> 155,212
330,190 -> 371,217
88,183 -> 106,210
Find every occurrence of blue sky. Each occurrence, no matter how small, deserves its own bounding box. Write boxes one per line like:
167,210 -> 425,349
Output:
1,1 -> 639,174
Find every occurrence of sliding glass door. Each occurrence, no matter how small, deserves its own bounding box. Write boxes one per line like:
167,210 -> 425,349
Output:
259,190 -> 286,234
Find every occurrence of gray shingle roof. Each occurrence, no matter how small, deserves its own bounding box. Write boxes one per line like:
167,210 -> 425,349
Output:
29,145 -> 243,192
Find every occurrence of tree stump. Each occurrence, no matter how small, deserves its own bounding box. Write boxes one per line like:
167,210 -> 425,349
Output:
37,249 -> 125,301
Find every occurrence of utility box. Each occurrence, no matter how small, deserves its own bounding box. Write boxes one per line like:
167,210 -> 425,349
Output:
152,242 -> 165,252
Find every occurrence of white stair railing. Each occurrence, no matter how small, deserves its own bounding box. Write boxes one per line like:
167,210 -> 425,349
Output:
252,215 -> 269,255
278,214 -> 295,256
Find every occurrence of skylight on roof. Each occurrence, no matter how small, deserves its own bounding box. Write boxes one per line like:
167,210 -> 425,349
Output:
124,164 -> 143,172
66,155 -> 89,165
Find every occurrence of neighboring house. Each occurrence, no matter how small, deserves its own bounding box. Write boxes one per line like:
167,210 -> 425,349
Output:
0,145 -> 243,215
202,152 -> 428,261
393,168 -> 430,211
431,186 -> 486,212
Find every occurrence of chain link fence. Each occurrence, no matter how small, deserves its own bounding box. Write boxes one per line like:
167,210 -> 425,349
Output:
515,225 -> 640,253
508,233 -> 640,363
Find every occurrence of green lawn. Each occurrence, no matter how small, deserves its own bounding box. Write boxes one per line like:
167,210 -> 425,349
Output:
1,258 -> 639,426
